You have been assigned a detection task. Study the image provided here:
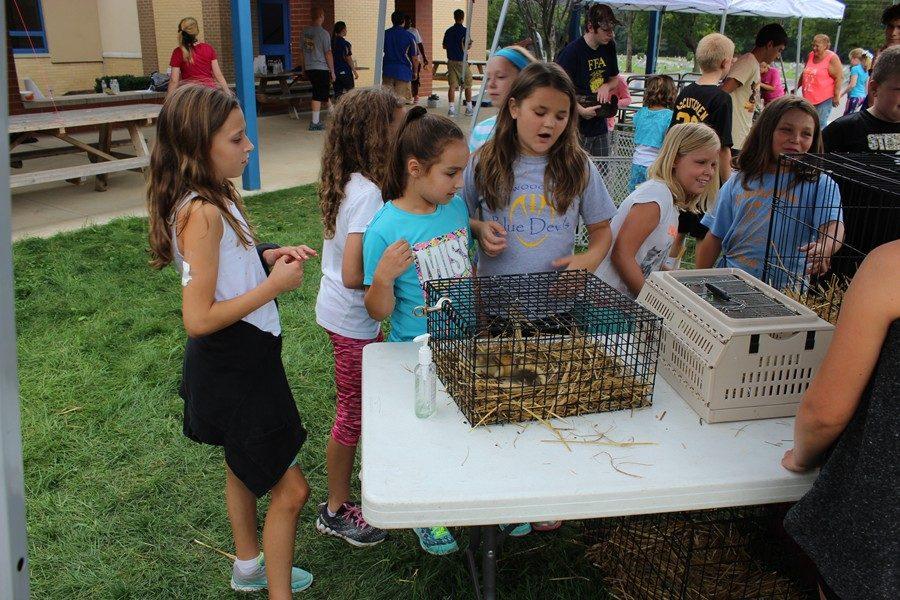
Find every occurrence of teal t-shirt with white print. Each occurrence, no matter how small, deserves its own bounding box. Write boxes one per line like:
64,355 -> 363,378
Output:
363,196 -> 472,342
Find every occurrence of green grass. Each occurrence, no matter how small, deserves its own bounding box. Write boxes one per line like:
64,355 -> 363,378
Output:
14,185 -> 606,599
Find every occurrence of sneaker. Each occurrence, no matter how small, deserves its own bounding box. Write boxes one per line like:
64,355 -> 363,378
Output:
532,521 -> 562,532
230,553 -> 313,593
413,526 -> 458,555
316,502 -> 387,547
308,122 -> 325,131
448,105 -> 457,117
464,103 -> 474,116
499,523 -> 532,537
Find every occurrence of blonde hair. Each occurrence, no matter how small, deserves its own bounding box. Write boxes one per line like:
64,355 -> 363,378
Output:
178,17 -> 200,63
813,34 -> 831,47
647,123 -> 721,213
695,33 -> 735,73
849,48 -> 873,70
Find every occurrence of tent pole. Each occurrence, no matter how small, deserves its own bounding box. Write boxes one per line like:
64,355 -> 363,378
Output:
719,11 -> 727,34
833,22 -> 842,54
373,0 -> 388,85
646,10 -> 663,74
795,17 -> 803,91
456,1 -> 476,114
0,6 -> 31,598
469,0 -> 512,134
231,0 -> 260,190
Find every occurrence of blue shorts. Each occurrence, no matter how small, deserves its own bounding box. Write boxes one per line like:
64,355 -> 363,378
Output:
629,164 -> 648,192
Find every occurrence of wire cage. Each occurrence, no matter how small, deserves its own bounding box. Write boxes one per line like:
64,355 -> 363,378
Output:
586,506 -> 816,600
423,270 -> 662,427
762,153 -> 900,324
576,126 -> 636,247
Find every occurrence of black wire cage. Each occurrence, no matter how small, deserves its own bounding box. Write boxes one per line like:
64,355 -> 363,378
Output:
762,153 -> 900,324
423,270 -> 662,427
586,506 -> 816,600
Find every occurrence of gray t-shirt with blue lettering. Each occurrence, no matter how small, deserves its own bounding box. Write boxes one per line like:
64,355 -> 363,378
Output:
462,154 -> 616,276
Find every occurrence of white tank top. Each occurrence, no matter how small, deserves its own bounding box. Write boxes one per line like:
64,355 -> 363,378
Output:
170,192 -> 281,336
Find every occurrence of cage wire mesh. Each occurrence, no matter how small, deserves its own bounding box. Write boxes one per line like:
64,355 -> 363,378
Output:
762,153 -> 900,324
576,125 -> 635,248
423,270 -> 662,427
586,506 -> 816,600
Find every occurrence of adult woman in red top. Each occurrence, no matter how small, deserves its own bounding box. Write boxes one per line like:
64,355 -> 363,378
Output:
796,34 -> 843,129
166,17 -> 231,100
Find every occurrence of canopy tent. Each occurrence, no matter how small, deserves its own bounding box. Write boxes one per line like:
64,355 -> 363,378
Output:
593,0 -> 845,87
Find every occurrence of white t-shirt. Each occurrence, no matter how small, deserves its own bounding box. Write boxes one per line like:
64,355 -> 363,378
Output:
315,173 -> 384,339
595,179 -> 679,298
408,27 -> 423,45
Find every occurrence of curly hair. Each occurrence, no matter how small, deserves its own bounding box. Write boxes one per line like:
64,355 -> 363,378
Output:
643,74 -> 677,109
318,87 -> 404,239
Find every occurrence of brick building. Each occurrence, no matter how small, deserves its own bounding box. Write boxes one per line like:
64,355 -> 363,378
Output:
7,0 -> 487,106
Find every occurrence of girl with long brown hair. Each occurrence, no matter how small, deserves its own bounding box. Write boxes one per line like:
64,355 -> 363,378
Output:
147,85 -> 317,598
695,95 -> 844,280
463,61 -> 616,276
314,87 -> 403,548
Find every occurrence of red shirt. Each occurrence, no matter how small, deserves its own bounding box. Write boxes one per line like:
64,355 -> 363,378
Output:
170,42 -> 218,88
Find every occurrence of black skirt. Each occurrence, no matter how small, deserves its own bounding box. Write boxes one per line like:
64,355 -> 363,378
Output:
180,319 -> 306,498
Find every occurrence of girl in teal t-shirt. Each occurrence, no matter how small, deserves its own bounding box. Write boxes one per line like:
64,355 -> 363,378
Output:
842,48 -> 872,115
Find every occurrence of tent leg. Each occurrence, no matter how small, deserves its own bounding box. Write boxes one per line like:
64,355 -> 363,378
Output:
456,1 -> 476,114
646,10 -> 663,74
795,17 -> 804,91
373,0 -> 388,85
833,22 -> 842,55
719,12 -> 727,34
469,0 -> 512,133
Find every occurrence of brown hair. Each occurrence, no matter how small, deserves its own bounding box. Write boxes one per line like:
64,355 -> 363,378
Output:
382,106 -> 465,200
475,62 -> 589,214
319,87 -> 404,238
178,17 -> 199,63
736,95 -> 822,191
147,85 -> 254,269
585,3 -> 619,30
643,74 -> 677,109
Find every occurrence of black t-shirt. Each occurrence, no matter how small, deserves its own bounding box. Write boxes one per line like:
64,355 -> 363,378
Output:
669,83 -> 733,148
332,37 -> 352,74
822,109 -> 900,152
822,110 -> 900,279
556,37 -> 619,138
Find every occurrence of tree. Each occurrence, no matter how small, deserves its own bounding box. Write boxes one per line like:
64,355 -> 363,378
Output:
512,0 -> 576,60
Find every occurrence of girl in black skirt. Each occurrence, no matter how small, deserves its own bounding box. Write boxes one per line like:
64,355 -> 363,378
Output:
147,85 -> 317,598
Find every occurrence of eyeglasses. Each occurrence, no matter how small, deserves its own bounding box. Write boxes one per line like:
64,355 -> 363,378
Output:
594,21 -> 615,33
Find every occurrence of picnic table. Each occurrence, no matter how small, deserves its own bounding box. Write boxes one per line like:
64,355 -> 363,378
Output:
432,59 -> 487,81
361,342 -> 817,600
8,103 -> 160,191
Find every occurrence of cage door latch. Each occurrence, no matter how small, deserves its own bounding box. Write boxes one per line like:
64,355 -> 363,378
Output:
413,296 -> 452,318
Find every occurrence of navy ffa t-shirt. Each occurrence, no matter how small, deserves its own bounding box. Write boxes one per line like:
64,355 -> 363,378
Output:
669,83 -> 734,148
556,37 -> 619,137
332,37 -> 352,75
443,23 -> 467,61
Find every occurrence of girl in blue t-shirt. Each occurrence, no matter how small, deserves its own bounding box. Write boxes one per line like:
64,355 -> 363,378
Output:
696,96 -> 844,284
362,106 -> 471,557
629,74 -> 677,191
842,48 -> 872,115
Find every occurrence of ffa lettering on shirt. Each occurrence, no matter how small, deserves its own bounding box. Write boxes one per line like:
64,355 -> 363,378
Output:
674,97 -> 709,123
412,228 -> 472,284
588,57 -> 608,92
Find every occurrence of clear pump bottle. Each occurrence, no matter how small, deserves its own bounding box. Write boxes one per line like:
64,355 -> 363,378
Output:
413,334 -> 436,418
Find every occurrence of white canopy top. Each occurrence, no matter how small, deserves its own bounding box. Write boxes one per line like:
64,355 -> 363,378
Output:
594,0 -> 845,20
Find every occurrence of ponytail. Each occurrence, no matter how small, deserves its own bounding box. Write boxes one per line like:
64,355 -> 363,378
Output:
178,17 -> 200,63
382,106 -> 464,200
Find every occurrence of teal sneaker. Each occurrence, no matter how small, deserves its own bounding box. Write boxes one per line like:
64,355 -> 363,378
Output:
499,523 -> 532,537
230,553 -> 313,593
413,526 -> 459,555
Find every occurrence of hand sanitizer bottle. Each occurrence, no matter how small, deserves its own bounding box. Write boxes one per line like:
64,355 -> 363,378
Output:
413,334 -> 436,418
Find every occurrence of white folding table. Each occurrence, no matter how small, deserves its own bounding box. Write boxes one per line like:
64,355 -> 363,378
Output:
361,342 -> 817,599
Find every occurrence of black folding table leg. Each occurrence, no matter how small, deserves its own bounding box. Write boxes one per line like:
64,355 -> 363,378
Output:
465,526 -> 484,600
482,525 -> 498,600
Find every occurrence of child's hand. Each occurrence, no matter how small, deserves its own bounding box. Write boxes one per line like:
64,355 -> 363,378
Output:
552,253 -> 599,273
374,240 -> 415,283
781,448 -> 812,473
263,245 -> 318,266
268,255 -> 304,293
476,221 -> 507,257
800,240 -> 832,275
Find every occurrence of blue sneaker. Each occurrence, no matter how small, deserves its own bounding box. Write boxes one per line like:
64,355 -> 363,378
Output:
230,553 -> 313,593
413,526 -> 459,555
499,523 -> 532,537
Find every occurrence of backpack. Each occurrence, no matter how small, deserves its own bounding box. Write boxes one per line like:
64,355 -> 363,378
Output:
149,72 -> 170,92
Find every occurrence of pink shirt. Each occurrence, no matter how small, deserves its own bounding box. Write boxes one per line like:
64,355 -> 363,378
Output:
801,50 -> 838,105
760,67 -> 784,103
170,42 -> 219,89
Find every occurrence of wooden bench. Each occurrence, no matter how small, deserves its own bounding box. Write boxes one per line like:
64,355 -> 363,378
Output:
432,60 -> 487,82
10,156 -> 149,189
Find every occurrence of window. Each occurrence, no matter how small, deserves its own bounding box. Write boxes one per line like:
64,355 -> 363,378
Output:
6,0 -> 47,54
